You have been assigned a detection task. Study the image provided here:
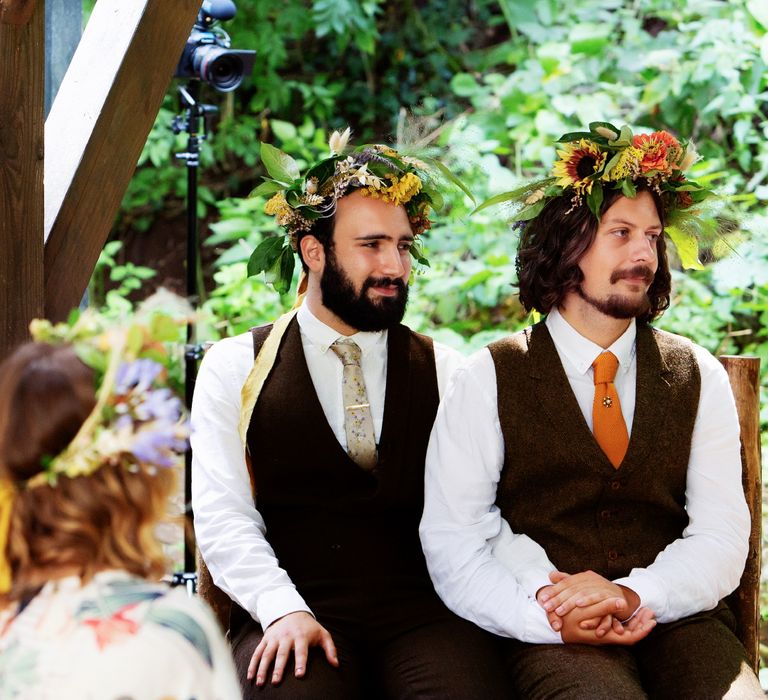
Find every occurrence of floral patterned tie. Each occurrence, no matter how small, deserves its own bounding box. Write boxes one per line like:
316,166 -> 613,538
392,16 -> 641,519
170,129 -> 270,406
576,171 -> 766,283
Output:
592,351 -> 629,468
330,339 -> 377,470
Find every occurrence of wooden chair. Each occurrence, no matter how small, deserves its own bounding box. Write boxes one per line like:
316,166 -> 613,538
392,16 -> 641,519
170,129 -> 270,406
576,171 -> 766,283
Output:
720,355 -> 762,674
195,356 -> 763,670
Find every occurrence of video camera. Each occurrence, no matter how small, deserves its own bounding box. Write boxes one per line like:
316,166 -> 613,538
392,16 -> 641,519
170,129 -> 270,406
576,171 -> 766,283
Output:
175,0 -> 256,93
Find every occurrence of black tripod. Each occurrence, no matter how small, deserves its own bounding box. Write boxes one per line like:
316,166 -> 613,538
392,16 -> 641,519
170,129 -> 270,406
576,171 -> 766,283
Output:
172,81 -> 219,581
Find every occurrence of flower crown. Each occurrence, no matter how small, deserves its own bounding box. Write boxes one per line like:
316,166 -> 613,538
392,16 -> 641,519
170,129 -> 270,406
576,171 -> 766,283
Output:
476,122 -> 715,268
248,128 -> 471,294
24,308 -> 190,487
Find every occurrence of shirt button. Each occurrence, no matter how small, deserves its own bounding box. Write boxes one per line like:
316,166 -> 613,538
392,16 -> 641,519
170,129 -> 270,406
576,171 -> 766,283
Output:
608,549 -> 618,561
610,480 -> 621,491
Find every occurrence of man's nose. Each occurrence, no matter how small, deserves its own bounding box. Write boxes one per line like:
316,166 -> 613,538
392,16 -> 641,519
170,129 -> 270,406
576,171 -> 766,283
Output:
379,245 -> 408,277
630,232 -> 655,262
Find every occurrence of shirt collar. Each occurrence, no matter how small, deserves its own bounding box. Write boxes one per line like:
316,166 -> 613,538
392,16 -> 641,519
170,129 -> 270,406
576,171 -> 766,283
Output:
296,302 -> 387,356
545,307 -> 636,376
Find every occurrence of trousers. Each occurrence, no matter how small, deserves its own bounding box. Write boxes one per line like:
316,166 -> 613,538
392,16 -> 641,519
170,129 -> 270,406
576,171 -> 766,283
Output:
232,592 -> 509,699
501,604 -> 763,699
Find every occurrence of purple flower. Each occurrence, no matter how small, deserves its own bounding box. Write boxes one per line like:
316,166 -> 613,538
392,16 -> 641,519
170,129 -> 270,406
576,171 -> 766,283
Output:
134,388 -> 183,422
131,421 -> 189,467
115,359 -> 163,395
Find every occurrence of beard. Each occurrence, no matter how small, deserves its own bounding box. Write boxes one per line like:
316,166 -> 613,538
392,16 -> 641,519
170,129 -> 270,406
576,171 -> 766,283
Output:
577,265 -> 655,320
320,248 -> 409,332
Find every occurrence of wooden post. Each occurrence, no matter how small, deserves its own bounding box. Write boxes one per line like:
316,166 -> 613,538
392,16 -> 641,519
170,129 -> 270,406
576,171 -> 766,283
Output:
0,0 -> 45,361
720,355 -> 762,673
44,0 -> 201,322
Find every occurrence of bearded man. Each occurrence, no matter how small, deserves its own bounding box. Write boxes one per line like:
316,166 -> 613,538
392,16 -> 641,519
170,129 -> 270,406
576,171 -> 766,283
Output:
420,123 -> 764,698
191,135 -> 509,698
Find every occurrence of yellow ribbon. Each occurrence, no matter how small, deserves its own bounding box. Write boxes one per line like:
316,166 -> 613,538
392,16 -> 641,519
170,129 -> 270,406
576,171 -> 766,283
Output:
238,308 -> 299,445
0,478 -> 14,594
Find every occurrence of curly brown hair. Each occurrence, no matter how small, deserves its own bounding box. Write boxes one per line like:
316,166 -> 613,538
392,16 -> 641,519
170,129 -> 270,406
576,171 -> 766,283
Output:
516,185 -> 672,323
0,343 -> 175,601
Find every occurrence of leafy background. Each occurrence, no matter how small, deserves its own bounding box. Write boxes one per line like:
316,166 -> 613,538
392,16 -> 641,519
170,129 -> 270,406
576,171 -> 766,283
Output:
83,0 -> 768,666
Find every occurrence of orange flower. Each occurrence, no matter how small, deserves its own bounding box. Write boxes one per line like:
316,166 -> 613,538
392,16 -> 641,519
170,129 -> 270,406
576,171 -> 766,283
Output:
632,131 -> 682,175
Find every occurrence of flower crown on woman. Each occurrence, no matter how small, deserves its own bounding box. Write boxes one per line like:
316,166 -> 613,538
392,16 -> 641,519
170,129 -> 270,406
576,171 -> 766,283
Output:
0,303 -> 190,592
249,128 -> 472,294
25,314 -> 189,487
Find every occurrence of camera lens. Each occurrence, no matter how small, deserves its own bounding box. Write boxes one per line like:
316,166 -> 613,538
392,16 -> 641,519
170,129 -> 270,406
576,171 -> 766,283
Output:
193,46 -> 244,92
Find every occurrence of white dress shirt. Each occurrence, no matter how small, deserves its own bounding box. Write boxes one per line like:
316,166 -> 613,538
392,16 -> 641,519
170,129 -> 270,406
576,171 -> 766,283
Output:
420,307 -> 749,643
191,303 -> 463,631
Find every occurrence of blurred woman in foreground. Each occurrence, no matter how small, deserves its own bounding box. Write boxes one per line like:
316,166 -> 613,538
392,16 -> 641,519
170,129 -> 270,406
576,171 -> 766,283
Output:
0,316 -> 239,699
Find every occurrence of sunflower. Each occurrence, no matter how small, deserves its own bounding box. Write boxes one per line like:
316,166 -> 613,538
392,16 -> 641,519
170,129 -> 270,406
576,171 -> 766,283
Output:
551,139 -> 607,194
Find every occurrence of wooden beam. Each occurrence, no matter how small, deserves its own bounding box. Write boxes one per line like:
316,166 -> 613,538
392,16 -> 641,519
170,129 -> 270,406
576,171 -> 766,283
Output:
0,0 -> 44,360
44,0 -> 201,322
720,355 -> 762,673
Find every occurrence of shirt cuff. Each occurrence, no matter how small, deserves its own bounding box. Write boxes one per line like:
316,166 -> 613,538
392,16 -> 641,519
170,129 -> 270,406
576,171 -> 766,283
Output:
519,568 -> 555,600
612,572 -> 667,622
522,597 -> 562,644
255,587 -> 314,631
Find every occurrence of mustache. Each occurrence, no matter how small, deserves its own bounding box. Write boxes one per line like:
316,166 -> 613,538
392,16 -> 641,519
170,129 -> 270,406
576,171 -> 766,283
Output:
362,277 -> 407,291
610,266 -> 655,285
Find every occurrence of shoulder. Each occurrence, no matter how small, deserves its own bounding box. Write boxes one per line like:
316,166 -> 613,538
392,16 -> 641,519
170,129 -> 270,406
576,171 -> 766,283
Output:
487,326 -> 532,362
648,326 -> 724,376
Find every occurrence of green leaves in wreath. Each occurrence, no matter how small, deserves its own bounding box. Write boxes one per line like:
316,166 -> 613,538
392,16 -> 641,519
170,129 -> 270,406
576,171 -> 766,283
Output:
259,142 -> 301,184
247,236 -> 296,295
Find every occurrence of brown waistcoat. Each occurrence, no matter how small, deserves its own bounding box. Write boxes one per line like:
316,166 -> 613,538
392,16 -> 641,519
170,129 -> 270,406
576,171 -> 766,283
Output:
489,322 -> 700,579
244,317 -> 440,602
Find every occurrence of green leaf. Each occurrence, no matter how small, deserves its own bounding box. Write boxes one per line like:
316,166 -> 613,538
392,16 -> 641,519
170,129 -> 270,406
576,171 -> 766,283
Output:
510,199 -> 547,222
602,151 -> 623,178
247,237 -> 286,277
259,143 -> 300,184
666,225 -> 704,270
264,246 -> 296,295
556,131 -> 594,143
621,179 -> 637,198
422,158 -> 477,208
251,180 -> 285,197
150,313 -> 180,343
451,72 -> 480,97
586,182 -> 604,219
270,119 -> 298,142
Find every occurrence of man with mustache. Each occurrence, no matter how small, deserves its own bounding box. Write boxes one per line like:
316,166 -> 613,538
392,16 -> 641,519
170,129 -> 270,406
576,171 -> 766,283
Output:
191,139 -> 508,698
420,125 -> 763,697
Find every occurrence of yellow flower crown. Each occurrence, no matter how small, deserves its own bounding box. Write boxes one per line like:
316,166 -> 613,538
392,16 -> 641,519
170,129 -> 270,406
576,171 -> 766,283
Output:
476,121 -> 715,269
248,128 -> 473,294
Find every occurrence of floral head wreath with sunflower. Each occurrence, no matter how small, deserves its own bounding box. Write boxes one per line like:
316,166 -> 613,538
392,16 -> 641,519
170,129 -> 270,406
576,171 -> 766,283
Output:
0,299 -> 190,593
248,128 -> 472,294
476,121 -> 715,269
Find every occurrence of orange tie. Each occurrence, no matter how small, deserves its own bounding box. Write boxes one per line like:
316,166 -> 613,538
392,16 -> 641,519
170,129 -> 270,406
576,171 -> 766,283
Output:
592,352 -> 629,468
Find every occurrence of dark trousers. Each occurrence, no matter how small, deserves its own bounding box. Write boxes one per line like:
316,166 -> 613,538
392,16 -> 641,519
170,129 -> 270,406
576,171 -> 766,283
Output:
232,593 -> 509,699
501,605 -> 763,699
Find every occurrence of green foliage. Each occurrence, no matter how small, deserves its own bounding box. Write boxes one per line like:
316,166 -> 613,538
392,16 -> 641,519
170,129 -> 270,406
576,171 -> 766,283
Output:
83,0 -> 768,657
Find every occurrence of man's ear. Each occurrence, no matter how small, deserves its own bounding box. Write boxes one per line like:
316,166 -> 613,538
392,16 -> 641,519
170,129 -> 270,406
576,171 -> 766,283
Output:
300,234 -> 324,273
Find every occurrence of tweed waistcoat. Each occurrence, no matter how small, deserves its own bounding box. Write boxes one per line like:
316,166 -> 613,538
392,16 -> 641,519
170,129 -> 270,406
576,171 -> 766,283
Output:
245,317 -> 440,598
489,322 -> 700,579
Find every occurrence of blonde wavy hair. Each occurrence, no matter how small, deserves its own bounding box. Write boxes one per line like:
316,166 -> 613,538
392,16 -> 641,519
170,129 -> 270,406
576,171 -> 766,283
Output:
0,343 -> 175,602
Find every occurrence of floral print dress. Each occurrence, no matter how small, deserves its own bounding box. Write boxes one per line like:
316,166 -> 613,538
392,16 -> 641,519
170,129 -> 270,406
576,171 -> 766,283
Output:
0,570 -> 240,699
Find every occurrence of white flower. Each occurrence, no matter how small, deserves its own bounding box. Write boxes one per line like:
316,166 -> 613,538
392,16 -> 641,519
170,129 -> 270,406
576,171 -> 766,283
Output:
595,126 -> 618,141
329,127 -> 352,154
305,177 -> 318,195
679,142 -> 699,171
352,163 -> 384,188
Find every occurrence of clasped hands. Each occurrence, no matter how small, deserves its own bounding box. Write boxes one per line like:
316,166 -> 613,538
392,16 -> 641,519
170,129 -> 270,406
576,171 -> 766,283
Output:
536,570 -> 656,645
